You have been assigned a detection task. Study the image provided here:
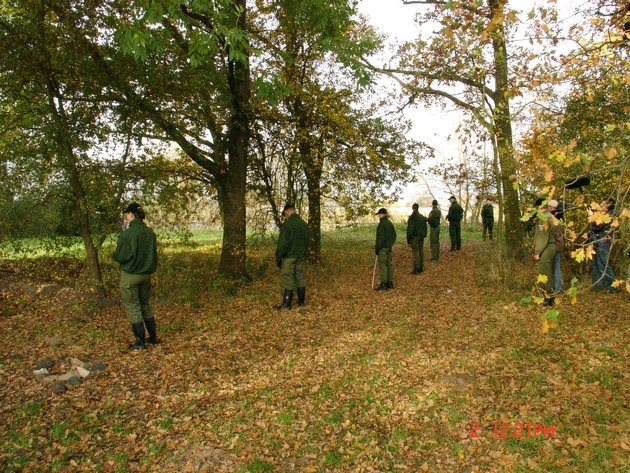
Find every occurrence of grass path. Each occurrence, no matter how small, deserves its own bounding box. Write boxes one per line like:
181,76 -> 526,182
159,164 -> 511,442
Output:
1,240 -> 629,472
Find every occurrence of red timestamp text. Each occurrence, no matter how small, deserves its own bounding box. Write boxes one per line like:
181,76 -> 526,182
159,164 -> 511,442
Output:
469,422 -> 555,439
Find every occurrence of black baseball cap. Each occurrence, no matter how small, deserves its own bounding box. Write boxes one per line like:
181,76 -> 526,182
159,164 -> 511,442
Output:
122,203 -> 142,214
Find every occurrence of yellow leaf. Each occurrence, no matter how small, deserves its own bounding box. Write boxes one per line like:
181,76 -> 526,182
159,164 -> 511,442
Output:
537,274 -> 549,284
544,169 -> 554,182
541,318 -> 549,333
604,147 -> 618,159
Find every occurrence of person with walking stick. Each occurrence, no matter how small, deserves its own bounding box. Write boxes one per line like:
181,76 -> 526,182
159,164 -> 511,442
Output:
374,208 -> 397,290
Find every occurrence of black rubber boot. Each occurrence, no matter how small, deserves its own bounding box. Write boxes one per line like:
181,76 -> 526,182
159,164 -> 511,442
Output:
297,287 -> 306,307
387,281 -> 394,289
144,318 -> 160,345
543,297 -> 555,307
375,282 -> 389,291
411,268 -> 421,274
129,322 -> 146,350
274,289 -> 293,310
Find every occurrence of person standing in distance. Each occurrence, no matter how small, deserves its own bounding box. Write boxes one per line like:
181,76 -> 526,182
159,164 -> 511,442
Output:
481,197 -> 494,241
375,208 -> 397,290
406,203 -> 428,274
588,198 -> 618,293
548,199 -> 564,294
446,195 -> 464,251
427,199 -> 441,261
275,203 -> 309,309
113,203 -> 159,350
533,200 -> 559,306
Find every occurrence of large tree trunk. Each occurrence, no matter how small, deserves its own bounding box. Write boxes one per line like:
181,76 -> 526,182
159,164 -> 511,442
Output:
489,0 -> 523,253
304,167 -> 322,263
219,0 -> 250,279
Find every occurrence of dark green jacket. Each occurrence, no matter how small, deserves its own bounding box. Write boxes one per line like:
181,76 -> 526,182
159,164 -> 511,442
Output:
534,212 -> 557,256
447,201 -> 464,222
428,206 -> 441,228
276,213 -> 309,259
113,219 -> 158,274
481,203 -> 494,220
406,213 -> 427,239
376,216 -> 397,252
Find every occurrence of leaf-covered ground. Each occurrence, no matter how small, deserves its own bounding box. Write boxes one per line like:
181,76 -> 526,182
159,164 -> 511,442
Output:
1,236 -> 629,472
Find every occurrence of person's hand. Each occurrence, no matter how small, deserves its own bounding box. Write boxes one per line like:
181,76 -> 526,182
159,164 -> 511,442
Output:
534,254 -> 540,261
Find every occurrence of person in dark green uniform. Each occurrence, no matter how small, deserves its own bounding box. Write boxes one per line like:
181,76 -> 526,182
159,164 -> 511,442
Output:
427,200 -> 441,261
275,203 -> 309,309
113,203 -> 159,350
481,197 -> 494,240
534,201 -> 559,306
375,208 -> 397,290
406,203 -> 428,274
446,195 -> 464,251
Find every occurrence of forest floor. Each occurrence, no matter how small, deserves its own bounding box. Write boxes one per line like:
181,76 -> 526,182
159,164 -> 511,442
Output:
0,235 -> 629,473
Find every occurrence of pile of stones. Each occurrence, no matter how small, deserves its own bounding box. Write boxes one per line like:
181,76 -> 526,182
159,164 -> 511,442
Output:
32,358 -> 106,394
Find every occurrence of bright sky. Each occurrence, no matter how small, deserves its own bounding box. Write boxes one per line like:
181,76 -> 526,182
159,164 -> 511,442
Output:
354,0 -> 585,205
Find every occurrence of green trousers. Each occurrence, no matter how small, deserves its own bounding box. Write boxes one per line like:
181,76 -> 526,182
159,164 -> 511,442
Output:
430,226 -> 440,260
281,257 -> 305,291
377,247 -> 393,284
120,271 -> 154,324
449,221 -> 461,250
537,246 -> 556,295
410,236 -> 425,270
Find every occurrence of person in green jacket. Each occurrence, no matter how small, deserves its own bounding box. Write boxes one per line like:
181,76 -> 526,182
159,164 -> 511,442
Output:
406,203 -> 428,274
534,201 -> 559,306
113,203 -> 159,350
427,200 -> 442,261
275,203 -> 309,309
481,197 -> 494,240
375,208 -> 397,290
446,195 -> 464,251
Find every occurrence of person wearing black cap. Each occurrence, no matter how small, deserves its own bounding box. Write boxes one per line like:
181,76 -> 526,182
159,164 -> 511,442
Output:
481,198 -> 494,241
406,204 -> 427,274
427,200 -> 441,260
274,203 -> 309,309
446,196 -> 464,251
375,208 -> 397,290
113,203 -> 159,350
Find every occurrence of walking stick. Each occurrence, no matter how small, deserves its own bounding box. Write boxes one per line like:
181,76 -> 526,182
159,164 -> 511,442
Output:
371,254 -> 378,289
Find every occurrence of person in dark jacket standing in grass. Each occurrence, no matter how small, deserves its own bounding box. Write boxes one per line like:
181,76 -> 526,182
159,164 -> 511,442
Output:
481,197 -> 494,240
406,203 -> 428,274
275,203 -> 309,309
446,195 -> 464,251
375,208 -> 397,290
113,203 -> 159,350
427,200 -> 441,261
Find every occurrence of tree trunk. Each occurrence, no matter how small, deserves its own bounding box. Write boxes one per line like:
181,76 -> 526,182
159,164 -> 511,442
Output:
219,0 -> 250,279
489,0 -> 523,253
304,167 -> 322,263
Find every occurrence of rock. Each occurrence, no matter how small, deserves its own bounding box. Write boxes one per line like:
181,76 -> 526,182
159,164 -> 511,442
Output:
34,359 -> 55,370
70,358 -> 85,368
59,371 -> 80,382
66,377 -> 81,387
37,284 -> 62,297
91,362 -> 106,371
32,368 -> 50,376
51,382 -> 67,394
76,366 -> 90,378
